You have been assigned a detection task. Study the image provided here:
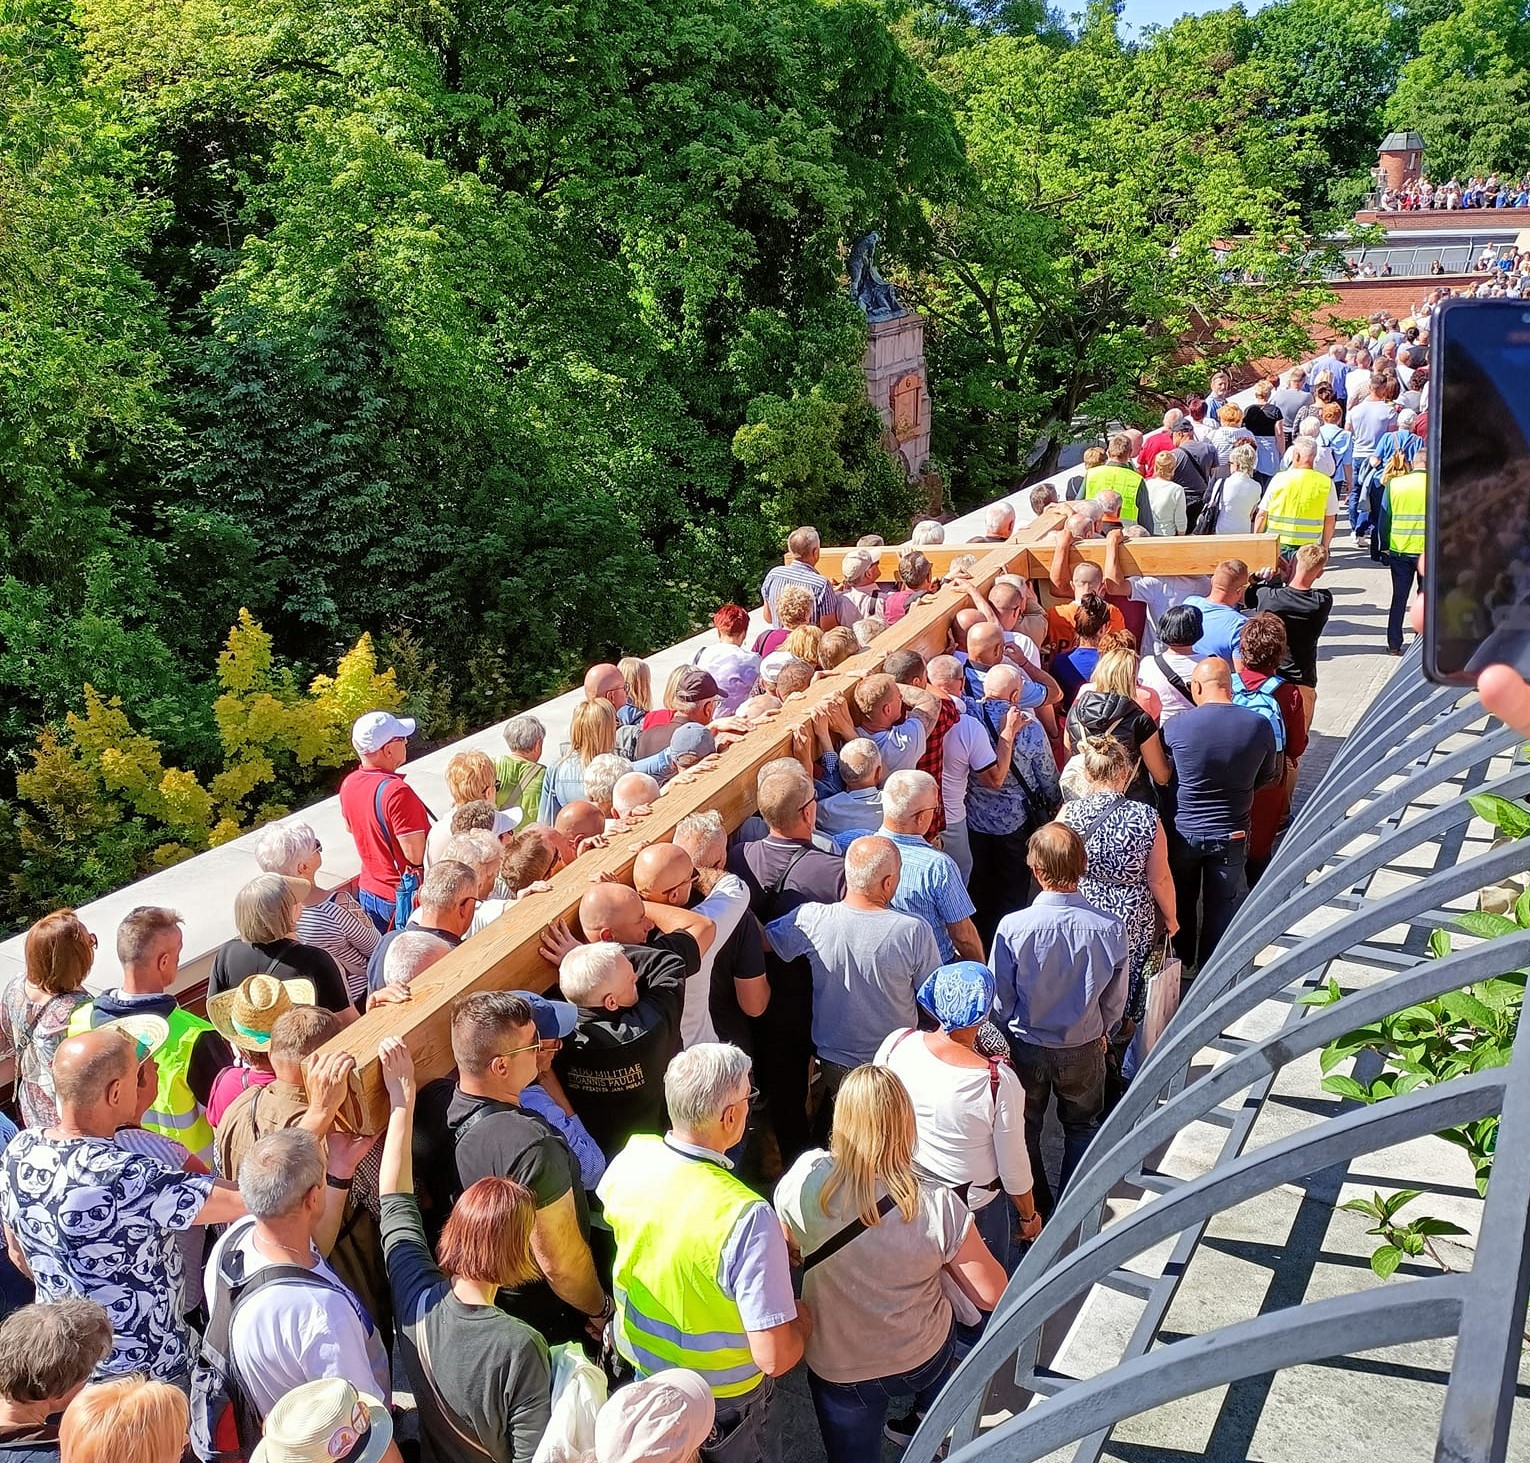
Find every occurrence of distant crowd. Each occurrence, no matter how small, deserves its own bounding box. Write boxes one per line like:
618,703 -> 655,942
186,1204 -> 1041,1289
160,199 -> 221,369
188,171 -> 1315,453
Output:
1378,172 -> 1530,211
0,326 -> 1432,1463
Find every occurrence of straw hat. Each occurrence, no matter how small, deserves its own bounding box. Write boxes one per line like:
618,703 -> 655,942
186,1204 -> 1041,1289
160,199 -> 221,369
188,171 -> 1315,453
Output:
206,973 -> 315,1053
98,1013 -> 170,1062
251,1379 -> 393,1463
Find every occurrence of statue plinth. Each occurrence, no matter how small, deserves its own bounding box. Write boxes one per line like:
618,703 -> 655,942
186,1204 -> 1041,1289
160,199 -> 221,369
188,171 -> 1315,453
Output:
863,312 -> 930,485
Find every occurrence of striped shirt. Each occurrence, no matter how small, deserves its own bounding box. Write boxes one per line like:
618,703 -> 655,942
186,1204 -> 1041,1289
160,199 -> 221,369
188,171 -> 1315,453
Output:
760,561 -> 836,623
296,893 -> 381,1005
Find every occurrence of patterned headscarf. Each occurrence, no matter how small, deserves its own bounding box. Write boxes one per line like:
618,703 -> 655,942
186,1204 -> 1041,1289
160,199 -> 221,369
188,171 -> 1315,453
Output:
917,961 -> 996,1032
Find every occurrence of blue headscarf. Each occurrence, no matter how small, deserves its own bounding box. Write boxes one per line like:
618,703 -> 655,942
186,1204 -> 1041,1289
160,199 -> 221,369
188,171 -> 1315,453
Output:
917,961 -> 996,1032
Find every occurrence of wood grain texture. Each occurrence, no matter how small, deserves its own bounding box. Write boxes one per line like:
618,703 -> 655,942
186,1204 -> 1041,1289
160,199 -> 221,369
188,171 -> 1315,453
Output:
812,535 -> 1280,583
316,520 -> 1067,1130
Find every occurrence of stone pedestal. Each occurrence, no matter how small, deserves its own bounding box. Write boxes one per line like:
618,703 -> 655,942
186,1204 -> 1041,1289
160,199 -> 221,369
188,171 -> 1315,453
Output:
863,312 -> 930,485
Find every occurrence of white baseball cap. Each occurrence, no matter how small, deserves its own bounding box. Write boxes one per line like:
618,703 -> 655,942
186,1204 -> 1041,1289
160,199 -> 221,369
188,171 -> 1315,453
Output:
351,711 -> 418,754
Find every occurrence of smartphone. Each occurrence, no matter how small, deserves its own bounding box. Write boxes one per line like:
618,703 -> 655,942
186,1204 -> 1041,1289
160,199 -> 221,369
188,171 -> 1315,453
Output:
1424,298 -> 1530,683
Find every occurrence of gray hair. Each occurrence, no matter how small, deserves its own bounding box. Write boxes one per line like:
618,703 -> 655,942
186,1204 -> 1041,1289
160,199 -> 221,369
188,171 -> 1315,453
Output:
1397,408 -> 1417,430
838,737 -> 883,786
240,1129 -> 325,1219
665,1043 -> 753,1131
383,930 -> 451,986
948,553 -> 979,577
984,502 -> 1015,536
927,654 -> 963,689
841,548 -> 878,585
418,859 -> 477,913
234,873 -> 305,945
881,768 -> 938,822
853,617 -> 887,648
911,519 -> 945,545
613,772 -> 661,817
983,663 -> 1022,700
443,830 -> 500,879
844,835 -> 900,895
559,941 -> 628,1005
254,820 -> 320,878
503,714 -> 545,756
584,753 -> 633,816
1297,415 -> 1320,439
674,810 -> 727,868
1096,489 -> 1123,516
1291,438 -> 1318,465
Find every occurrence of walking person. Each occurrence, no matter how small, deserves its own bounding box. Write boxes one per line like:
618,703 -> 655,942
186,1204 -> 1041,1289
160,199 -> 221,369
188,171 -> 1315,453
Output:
1378,450 -> 1427,657
774,1067 -> 1007,1463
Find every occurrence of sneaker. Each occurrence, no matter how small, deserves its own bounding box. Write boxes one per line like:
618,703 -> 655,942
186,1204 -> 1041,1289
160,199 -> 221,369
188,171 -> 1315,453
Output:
884,1412 -> 921,1448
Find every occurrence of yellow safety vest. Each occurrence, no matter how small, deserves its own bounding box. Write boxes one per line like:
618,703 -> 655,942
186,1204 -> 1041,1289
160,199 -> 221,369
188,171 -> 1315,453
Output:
70,1002 -> 216,1164
1387,471 -> 1427,555
1084,463 -> 1143,522
1262,468 -> 1332,547
599,1134 -> 765,1399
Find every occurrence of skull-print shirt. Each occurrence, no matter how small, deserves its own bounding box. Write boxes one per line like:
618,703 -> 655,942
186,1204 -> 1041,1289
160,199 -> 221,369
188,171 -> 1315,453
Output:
0,1129 -> 214,1381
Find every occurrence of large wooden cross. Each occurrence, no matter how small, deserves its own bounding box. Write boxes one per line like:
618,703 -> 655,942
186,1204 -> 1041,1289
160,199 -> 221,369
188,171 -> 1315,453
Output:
320,515 -> 1277,1130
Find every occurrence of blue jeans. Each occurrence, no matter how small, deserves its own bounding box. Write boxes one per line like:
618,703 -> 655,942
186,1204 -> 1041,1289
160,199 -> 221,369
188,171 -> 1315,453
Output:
808,1325 -> 957,1463
1351,461 -> 1379,537
1387,552 -> 1420,651
1168,831 -> 1249,972
357,888 -> 394,933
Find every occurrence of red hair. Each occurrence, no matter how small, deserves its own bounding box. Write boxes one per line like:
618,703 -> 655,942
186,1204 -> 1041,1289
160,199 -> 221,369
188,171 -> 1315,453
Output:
437,1177 -> 539,1289
60,1379 -> 188,1463
712,604 -> 749,636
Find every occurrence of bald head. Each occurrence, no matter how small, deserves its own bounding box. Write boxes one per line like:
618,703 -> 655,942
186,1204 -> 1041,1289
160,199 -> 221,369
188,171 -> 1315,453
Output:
578,882 -> 652,944
632,843 -> 695,906
1191,656 -> 1234,703
928,654 -> 964,695
1211,560 -> 1249,597
967,623 -> 1005,669
1065,512 -> 1096,538
983,663 -> 1022,701
52,1030 -> 133,1119
953,608 -> 986,651
844,835 -> 901,902
613,773 -> 661,819
837,738 -> 883,790
556,801 -> 606,842
583,663 -> 626,706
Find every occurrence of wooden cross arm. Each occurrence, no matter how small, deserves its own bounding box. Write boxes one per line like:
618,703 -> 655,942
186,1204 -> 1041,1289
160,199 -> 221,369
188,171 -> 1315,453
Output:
811,534 -> 1279,584
316,530 -> 1053,1131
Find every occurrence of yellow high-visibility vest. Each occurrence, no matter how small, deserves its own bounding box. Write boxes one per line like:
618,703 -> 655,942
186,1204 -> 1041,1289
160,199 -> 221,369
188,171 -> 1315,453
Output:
1263,468 -> 1332,547
1084,463 -> 1143,522
1387,471 -> 1427,555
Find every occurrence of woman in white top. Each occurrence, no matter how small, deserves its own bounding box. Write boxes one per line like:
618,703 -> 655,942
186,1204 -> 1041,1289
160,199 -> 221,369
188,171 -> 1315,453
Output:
1143,451 -> 1188,536
1214,442 -> 1263,534
875,961 -> 1040,1275
776,1066 -> 1007,1463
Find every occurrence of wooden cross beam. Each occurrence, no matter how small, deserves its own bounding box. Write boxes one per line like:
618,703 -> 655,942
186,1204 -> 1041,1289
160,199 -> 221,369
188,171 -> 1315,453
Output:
318,520 -> 1063,1131
810,535 -> 1280,584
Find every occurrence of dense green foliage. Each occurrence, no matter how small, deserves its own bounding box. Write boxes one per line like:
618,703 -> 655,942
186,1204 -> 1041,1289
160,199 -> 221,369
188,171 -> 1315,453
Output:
0,0 -> 1516,925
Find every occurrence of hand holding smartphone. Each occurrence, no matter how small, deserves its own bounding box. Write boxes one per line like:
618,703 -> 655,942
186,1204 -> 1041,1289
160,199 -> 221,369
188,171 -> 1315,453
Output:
1424,298 -> 1530,683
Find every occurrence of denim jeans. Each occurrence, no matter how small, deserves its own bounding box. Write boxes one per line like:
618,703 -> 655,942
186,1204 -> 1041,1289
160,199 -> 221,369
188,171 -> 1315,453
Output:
1007,1038 -> 1106,1216
706,1376 -> 778,1463
807,1325 -> 957,1463
1387,552 -> 1420,651
1350,461 -> 1379,537
1168,831 -> 1249,971
357,888 -> 394,933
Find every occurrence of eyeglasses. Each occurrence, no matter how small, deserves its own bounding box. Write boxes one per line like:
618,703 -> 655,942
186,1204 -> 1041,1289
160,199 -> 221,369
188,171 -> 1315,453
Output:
912,804 -> 940,819
647,876 -> 693,902
728,1086 -> 761,1111
798,794 -> 818,815
494,1043 -> 542,1063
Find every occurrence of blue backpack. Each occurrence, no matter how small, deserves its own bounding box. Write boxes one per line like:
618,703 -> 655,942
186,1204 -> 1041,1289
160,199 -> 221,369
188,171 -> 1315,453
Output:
1232,672 -> 1286,754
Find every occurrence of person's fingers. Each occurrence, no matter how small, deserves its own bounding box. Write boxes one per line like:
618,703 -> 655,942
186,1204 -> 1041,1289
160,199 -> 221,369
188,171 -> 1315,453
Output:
1478,664 -> 1530,739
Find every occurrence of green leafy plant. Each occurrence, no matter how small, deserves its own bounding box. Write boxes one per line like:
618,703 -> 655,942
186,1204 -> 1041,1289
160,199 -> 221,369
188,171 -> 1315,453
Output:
1338,1190 -> 1467,1279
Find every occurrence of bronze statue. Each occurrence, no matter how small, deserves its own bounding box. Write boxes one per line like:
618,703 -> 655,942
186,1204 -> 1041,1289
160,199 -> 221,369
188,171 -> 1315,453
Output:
848,231 -> 905,321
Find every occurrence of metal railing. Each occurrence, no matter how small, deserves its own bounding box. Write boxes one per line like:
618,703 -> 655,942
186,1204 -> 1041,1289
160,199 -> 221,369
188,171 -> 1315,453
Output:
911,645 -> 1530,1463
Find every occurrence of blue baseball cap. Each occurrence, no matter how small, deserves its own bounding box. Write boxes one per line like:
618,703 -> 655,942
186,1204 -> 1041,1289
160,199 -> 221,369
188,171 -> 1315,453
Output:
525,992 -> 578,1040
917,962 -> 997,1032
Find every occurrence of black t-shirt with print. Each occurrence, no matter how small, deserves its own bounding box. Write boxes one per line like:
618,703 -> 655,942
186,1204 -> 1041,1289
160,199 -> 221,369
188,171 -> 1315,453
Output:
209,936 -> 352,1015
552,935 -> 696,1161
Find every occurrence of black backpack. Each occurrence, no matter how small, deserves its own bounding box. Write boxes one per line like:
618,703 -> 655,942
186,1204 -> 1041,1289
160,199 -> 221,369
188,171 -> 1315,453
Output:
190,1218 -> 372,1462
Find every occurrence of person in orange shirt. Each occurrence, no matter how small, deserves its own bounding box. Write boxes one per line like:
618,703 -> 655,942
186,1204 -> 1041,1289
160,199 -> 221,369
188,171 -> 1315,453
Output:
1045,524 -> 1126,654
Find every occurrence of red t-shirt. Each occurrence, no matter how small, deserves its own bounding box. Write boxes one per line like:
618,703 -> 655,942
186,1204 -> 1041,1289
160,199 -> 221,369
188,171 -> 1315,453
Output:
640,709 -> 677,731
338,768 -> 432,899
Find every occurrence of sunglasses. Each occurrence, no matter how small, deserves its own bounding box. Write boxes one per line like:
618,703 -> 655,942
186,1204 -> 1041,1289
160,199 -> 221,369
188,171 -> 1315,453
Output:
494,1042 -> 541,1063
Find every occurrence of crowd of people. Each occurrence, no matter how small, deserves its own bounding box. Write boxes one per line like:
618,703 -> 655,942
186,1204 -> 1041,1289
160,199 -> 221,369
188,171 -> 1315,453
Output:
1377,172 -> 1530,211
0,334 -> 1423,1463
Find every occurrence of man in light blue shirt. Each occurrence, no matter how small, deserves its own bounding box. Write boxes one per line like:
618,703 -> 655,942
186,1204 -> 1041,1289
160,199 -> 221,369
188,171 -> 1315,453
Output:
815,738 -> 885,839
990,823 -> 1129,1214
1184,560 -> 1250,663
829,769 -> 982,962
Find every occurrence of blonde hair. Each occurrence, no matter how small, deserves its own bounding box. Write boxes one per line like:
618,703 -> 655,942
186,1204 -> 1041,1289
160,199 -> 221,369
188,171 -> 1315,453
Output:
569,698 -> 617,766
444,749 -> 497,807
1252,378 -> 1273,400
783,625 -> 823,667
618,657 -> 651,714
60,1378 -> 189,1463
821,1066 -> 921,1225
1092,647 -> 1139,698
1082,445 -> 1107,469
1078,733 -> 1133,788
776,584 -> 815,630
1228,442 -> 1257,476
661,664 -> 688,711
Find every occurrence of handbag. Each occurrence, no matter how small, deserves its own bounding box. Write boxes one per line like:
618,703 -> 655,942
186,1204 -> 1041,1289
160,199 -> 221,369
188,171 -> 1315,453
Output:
1139,938 -> 1184,1056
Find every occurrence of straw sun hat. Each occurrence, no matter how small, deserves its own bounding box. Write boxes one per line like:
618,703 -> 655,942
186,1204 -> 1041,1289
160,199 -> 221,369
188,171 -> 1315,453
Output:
206,972 -> 316,1053
251,1378 -> 393,1463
